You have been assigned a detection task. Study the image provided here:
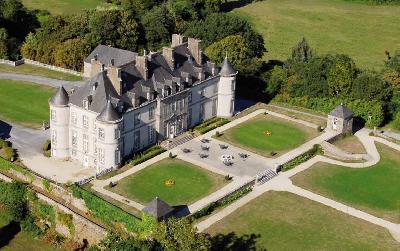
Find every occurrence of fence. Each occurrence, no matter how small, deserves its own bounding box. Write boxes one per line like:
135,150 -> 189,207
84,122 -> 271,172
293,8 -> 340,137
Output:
0,58 -> 83,76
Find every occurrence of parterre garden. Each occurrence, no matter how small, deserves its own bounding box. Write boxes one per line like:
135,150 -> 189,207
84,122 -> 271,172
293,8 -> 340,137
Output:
107,158 -> 228,205
207,191 -> 400,250
0,79 -> 54,128
292,143 -> 400,223
216,114 -> 319,157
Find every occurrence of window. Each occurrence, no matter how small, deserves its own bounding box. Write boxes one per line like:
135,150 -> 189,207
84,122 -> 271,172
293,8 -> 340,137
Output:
99,148 -> 105,164
115,128 -> 120,139
200,87 -> 206,97
230,99 -> 235,114
200,103 -> 205,121
134,131 -> 140,149
98,128 -> 105,140
134,113 -> 141,125
231,80 -> 235,91
72,130 -> 77,148
115,150 -> 120,165
172,101 -> 176,112
83,134 -> 89,153
148,125 -> 155,143
188,108 -> 192,127
71,112 -> 77,124
212,99 -> 217,117
149,106 -> 155,120
51,110 -> 56,121
83,115 -> 89,128
188,92 -> 192,103
83,100 -> 89,109
51,130 -> 57,145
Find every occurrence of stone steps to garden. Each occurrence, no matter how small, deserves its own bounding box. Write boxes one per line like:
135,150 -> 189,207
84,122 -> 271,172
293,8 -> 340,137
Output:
256,169 -> 278,185
161,133 -> 195,150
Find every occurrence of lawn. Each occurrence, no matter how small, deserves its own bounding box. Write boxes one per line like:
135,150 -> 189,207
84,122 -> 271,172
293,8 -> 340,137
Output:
217,114 -> 318,157
21,0 -> 105,14
207,191 -> 400,250
332,135 -> 366,154
292,143 -> 400,223
233,0 -> 400,69
0,64 -> 82,81
0,212 -> 56,251
108,158 -> 228,205
0,79 -> 54,128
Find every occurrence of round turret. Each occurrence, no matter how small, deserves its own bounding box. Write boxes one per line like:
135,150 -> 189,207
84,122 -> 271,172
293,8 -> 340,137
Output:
217,56 -> 237,117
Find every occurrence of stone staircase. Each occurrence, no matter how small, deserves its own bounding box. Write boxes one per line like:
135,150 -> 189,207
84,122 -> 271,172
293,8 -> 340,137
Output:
161,133 -> 195,150
255,169 -> 278,185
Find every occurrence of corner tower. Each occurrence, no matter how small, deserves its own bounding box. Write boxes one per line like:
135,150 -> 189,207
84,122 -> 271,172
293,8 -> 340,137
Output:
217,56 -> 237,117
49,86 -> 70,158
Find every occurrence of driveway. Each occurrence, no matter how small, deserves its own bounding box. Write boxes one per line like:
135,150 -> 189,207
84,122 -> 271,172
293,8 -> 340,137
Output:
0,72 -> 85,90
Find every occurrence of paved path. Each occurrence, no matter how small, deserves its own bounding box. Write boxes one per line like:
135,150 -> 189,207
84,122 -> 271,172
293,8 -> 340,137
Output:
196,128 -> 400,242
0,72 -> 84,90
268,104 -> 326,120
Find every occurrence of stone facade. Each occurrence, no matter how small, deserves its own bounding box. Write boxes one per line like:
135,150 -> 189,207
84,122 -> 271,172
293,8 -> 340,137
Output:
327,104 -> 354,134
49,35 -> 236,173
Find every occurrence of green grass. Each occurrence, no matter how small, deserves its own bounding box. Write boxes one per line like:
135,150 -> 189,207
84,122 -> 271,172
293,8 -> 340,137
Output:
292,143 -> 400,223
0,79 -> 54,128
233,0 -> 400,69
0,64 -> 82,81
108,158 -> 228,205
207,191 -> 400,250
21,0 -> 105,14
0,212 -> 56,251
217,114 -> 318,157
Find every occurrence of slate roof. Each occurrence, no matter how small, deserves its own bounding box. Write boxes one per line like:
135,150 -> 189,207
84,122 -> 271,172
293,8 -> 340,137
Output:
142,197 -> 174,220
97,99 -> 121,122
84,45 -> 137,67
50,86 -> 69,106
220,56 -> 236,77
69,71 -> 120,113
329,104 -> 354,119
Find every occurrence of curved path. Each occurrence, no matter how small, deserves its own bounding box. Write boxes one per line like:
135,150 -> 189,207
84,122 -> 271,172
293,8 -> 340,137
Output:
0,72 -> 85,90
196,128 -> 400,242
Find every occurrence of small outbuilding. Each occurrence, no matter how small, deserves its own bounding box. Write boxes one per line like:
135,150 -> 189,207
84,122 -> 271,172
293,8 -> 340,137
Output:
142,197 -> 174,221
327,104 -> 354,134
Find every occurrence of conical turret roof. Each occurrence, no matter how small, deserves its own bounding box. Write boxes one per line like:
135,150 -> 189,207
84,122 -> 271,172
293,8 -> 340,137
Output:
97,100 -> 121,123
50,86 -> 69,106
219,56 -> 237,77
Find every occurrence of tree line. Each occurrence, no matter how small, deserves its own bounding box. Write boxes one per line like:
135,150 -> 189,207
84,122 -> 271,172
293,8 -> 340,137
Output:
0,0 -> 265,73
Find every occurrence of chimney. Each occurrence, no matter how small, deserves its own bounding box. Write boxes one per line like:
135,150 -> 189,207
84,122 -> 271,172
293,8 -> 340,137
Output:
207,61 -> 216,75
171,34 -> 184,48
187,38 -> 203,65
107,66 -> 123,95
163,47 -> 175,70
136,54 -> 148,80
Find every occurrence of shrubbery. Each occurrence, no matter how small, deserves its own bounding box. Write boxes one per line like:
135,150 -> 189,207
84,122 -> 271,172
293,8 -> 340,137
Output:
0,138 -> 15,161
193,117 -> 230,134
128,145 -> 166,166
274,95 -> 385,127
282,144 -> 323,171
71,185 -> 144,233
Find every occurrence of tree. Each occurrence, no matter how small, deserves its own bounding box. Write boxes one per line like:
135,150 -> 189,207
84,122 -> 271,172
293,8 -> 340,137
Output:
0,181 -> 28,222
0,28 -> 9,59
185,13 -> 265,58
117,11 -> 141,52
264,66 -> 287,97
289,37 -> 313,64
205,35 -> 251,68
327,54 -> 357,97
352,71 -> 392,101
141,5 -> 175,50
88,232 -> 159,251
167,0 -> 198,32
386,50 -> 400,73
54,38 -> 91,71
153,217 -> 210,251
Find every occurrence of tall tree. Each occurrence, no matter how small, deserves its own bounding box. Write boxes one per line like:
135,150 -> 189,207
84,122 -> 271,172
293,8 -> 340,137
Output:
327,54 -> 357,97
289,37 -> 314,63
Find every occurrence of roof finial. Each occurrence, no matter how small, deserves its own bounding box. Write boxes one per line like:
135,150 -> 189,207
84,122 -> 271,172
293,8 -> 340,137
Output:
340,102 -> 343,106
225,51 -> 228,59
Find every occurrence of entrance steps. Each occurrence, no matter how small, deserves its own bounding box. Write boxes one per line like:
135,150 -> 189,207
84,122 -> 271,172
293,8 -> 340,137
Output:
161,133 -> 195,150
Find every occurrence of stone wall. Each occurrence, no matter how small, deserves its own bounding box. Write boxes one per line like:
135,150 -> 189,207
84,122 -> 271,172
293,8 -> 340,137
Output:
0,58 -> 83,76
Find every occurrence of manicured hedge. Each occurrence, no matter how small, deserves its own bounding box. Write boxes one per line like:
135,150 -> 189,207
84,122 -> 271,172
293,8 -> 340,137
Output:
128,145 -> 166,166
274,95 -> 385,127
282,144 -> 322,171
71,185 -> 143,232
194,117 -> 230,134
191,186 -> 253,220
